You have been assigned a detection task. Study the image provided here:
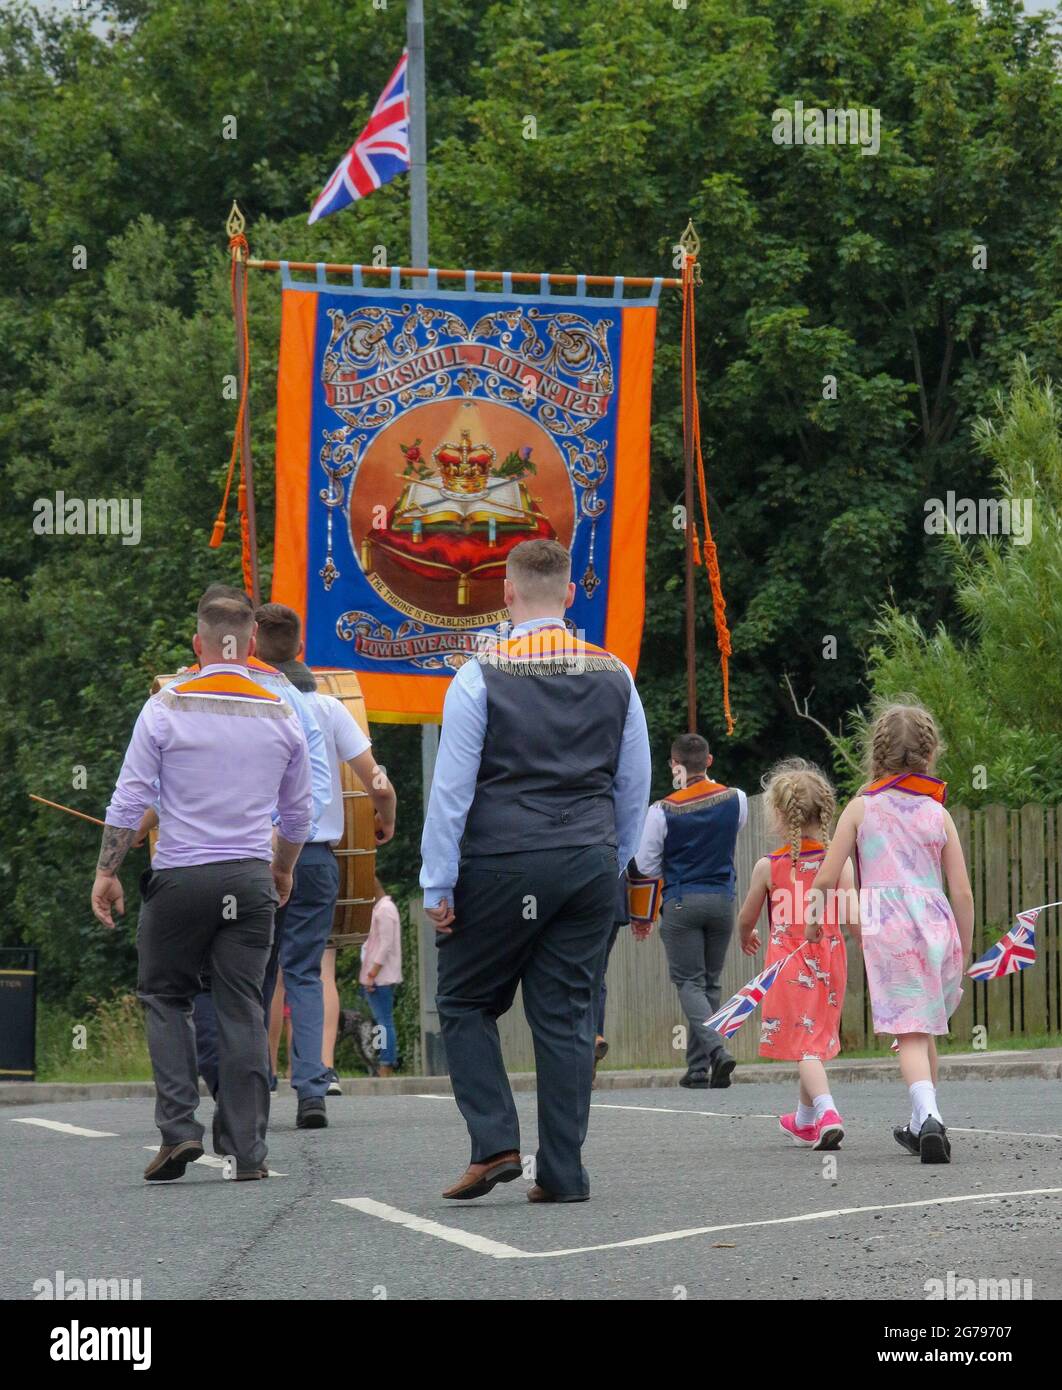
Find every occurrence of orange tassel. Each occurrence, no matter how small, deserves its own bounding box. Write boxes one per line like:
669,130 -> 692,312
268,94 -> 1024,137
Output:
692,524 -> 702,566
682,255 -> 734,735
209,230 -> 252,568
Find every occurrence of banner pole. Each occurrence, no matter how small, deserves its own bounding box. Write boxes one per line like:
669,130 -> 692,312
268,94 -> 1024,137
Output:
407,0 -> 444,1075
680,242 -> 698,734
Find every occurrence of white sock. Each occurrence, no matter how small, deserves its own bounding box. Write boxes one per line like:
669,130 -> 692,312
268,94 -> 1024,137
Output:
812,1092 -> 836,1120
909,1079 -> 941,1135
795,1101 -> 816,1127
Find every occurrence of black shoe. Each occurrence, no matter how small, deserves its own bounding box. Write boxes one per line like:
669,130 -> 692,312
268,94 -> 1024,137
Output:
679,1068 -> 711,1089
296,1096 -> 328,1129
918,1115 -> 951,1164
709,1051 -> 736,1088
325,1068 -> 342,1097
212,1109 -> 224,1157
893,1124 -> 921,1156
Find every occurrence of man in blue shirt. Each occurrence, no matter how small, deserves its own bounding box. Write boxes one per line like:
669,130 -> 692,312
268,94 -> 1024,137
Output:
421,539 -> 651,1203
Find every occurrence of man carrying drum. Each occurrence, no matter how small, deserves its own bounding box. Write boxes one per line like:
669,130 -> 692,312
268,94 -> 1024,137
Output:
254,602 -> 396,1128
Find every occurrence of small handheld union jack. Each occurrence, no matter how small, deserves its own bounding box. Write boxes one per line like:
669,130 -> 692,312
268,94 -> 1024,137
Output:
704,946 -> 803,1039
966,902 -> 1059,981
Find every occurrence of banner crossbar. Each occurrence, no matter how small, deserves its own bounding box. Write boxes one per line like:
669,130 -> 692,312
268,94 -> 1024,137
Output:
249,259 -> 678,295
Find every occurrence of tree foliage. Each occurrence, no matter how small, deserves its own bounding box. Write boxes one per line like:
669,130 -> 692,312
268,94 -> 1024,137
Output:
833,360 -> 1062,806
1,0 -> 1060,1003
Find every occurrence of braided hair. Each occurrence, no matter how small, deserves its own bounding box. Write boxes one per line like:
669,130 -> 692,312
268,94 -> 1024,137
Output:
864,700 -> 941,783
762,757 -> 837,866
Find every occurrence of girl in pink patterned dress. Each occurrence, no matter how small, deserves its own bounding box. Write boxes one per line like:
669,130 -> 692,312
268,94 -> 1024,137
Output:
806,704 -> 974,1164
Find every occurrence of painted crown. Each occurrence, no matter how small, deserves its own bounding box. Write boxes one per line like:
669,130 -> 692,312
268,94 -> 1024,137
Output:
432,429 -> 495,496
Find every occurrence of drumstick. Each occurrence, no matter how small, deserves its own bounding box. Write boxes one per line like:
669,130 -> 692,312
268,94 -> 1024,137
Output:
28,794 -> 106,828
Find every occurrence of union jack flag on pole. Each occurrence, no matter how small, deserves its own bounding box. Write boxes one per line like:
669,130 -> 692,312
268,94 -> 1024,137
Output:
308,51 -> 411,224
704,946 -> 804,1039
966,903 -> 1057,981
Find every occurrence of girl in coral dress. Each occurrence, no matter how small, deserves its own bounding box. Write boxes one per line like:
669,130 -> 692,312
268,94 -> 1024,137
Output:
806,703 -> 974,1165
738,759 -> 858,1150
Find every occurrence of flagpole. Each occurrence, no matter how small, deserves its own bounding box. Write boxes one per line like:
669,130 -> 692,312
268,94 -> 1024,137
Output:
407,0 -> 428,270
407,0 -> 443,1075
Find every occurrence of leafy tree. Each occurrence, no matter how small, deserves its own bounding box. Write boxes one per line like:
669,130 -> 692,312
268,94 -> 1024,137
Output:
1,0 -> 1061,1006
832,360 -> 1062,806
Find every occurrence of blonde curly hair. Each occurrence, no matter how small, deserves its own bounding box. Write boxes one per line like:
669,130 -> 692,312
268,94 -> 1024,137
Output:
864,700 -> 941,782
762,757 -> 837,866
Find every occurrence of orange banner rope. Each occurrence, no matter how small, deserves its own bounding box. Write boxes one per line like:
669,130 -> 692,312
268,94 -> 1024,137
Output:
681,253 -> 734,735
209,230 -> 254,597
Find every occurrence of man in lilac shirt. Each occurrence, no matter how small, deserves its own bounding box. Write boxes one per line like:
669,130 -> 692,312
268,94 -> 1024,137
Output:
91,592 -> 312,1182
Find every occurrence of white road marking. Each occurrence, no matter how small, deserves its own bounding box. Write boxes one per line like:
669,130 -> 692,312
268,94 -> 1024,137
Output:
335,1198 -> 524,1256
951,1126 -> 1062,1141
592,1105 -> 1062,1142
411,1094 -> 453,1101
9,1118 -> 117,1138
592,1102 -> 780,1120
144,1146 -> 286,1177
336,1187 -> 1062,1261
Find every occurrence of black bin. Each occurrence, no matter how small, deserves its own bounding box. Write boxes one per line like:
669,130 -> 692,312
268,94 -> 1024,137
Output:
0,948 -> 37,1081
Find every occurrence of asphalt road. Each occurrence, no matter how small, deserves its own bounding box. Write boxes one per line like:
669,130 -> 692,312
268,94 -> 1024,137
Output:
2,1080 -> 1059,1301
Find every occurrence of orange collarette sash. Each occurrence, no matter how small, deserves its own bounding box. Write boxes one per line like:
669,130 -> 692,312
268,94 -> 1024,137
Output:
768,838 -> 826,860
864,773 -> 947,804
171,671 -> 281,702
477,627 -> 622,675
663,779 -> 729,807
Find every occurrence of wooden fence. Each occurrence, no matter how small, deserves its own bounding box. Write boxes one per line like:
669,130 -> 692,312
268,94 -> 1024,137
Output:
490,797 -> 1062,1072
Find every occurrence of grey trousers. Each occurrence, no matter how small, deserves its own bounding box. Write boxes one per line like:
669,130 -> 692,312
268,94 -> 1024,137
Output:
136,859 -> 277,1167
658,891 -> 735,1072
437,844 -> 618,1198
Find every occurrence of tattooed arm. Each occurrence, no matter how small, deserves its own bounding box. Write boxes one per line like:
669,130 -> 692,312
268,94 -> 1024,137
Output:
97,824 -> 136,875
92,828 -> 132,927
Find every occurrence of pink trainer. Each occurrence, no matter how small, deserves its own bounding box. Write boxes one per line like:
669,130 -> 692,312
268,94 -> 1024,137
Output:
812,1109 -> 845,1150
778,1112 -> 818,1146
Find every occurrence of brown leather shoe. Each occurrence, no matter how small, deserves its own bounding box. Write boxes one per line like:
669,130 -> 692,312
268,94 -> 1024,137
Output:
528,1184 -> 590,1204
144,1140 -> 204,1182
442,1151 -> 522,1200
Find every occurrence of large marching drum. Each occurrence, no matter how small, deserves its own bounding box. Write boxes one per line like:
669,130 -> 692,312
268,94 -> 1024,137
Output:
311,669 -> 376,948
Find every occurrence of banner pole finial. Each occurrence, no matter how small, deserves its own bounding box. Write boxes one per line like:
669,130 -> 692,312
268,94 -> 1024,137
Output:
679,219 -> 702,285
227,201 -> 248,260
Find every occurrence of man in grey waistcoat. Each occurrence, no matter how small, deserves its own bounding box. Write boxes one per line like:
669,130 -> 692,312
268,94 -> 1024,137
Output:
633,732 -> 747,1089
420,539 -> 651,1203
